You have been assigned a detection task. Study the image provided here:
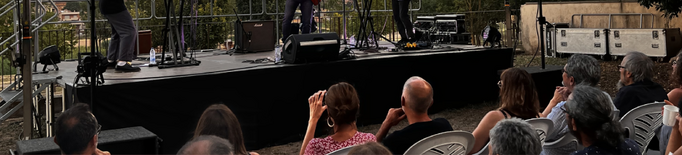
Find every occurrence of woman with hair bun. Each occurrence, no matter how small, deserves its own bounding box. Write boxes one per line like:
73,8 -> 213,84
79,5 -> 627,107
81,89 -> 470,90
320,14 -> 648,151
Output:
300,82 -> 376,155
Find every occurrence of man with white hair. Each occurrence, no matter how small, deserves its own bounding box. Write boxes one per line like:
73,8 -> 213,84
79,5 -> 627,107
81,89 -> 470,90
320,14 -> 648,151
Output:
615,51 -> 667,117
376,76 -> 453,154
615,51 -> 667,152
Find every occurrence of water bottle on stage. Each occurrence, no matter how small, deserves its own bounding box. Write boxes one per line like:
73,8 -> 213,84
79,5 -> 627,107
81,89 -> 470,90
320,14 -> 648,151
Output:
150,48 -> 156,65
275,45 -> 282,63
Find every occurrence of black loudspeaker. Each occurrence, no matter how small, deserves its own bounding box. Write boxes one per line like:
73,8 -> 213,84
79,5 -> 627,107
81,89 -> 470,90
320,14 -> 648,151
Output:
38,45 -> 61,65
33,45 -> 61,72
282,33 -> 340,64
235,20 -> 275,52
15,126 -> 160,154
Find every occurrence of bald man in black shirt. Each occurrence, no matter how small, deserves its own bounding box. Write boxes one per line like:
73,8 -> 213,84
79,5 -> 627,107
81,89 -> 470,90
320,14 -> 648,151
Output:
100,0 -> 140,72
376,76 -> 453,154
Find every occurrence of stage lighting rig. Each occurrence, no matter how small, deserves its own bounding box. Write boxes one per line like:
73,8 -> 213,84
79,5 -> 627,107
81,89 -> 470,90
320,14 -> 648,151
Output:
76,52 -> 107,85
33,45 -> 61,73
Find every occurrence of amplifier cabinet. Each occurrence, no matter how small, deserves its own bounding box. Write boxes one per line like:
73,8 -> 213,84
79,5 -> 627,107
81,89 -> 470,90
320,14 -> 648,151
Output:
555,28 -> 608,55
415,16 -> 435,31
609,28 -> 681,57
235,20 -> 275,52
435,14 -> 465,34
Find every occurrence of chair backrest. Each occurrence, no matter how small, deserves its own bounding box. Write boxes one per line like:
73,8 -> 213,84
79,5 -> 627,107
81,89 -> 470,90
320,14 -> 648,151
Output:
619,102 -> 665,155
326,145 -> 354,155
542,133 -> 584,153
404,131 -> 475,155
612,109 -> 620,121
474,118 -> 552,155
526,118 -> 554,143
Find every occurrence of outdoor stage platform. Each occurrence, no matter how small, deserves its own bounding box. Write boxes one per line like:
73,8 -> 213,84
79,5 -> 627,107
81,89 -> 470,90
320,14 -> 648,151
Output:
50,43 -> 513,153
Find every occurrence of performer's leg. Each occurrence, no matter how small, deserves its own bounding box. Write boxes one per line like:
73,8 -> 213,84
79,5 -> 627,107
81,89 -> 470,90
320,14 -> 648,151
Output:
299,0 -> 313,34
392,0 -> 407,41
107,10 -> 137,61
106,10 -> 140,72
105,22 -> 120,62
399,0 -> 414,40
282,0 -> 300,42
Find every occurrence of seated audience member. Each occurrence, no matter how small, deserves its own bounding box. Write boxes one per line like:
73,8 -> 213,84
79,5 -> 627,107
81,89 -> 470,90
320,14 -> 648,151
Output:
565,85 -> 640,155
541,54 -> 615,155
347,142 -> 392,155
663,52 -> 682,155
616,51 -> 667,151
177,135 -> 234,155
665,101 -> 682,155
193,104 -> 257,155
301,82 -> 376,155
668,51 -> 682,105
615,51 -> 667,117
489,118 -> 542,155
376,76 -> 453,154
54,103 -> 110,155
468,68 -> 541,154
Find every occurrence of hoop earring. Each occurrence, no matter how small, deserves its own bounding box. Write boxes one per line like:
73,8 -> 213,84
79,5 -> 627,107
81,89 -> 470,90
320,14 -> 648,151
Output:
327,117 -> 335,127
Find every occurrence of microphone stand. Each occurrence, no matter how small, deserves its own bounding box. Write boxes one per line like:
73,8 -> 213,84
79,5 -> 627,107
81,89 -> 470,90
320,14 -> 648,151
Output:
538,0 -> 547,69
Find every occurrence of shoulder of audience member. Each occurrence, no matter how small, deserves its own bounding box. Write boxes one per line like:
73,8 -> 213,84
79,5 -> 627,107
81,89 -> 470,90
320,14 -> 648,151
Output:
670,88 -> 682,95
433,118 -> 450,123
615,87 -> 636,98
359,132 -> 377,140
306,138 -> 323,150
484,110 -> 504,119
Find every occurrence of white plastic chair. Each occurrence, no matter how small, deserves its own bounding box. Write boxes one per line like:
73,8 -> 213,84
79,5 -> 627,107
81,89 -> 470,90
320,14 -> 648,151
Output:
326,145 -> 354,155
473,118 -> 553,155
612,109 -> 621,121
404,131 -> 475,155
526,118 -> 554,143
542,133 -> 584,153
619,102 -> 665,155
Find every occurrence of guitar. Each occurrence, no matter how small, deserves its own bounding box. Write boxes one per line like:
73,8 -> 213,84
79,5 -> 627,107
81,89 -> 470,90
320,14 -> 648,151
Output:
312,0 -> 320,5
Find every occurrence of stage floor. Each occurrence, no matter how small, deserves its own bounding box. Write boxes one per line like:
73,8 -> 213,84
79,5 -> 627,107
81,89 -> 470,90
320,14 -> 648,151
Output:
48,43 -> 483,86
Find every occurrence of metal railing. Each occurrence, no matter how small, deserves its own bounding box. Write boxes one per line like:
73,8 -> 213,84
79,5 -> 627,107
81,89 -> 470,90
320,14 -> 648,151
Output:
0,0 -> 526,91
571,13 -> 655,28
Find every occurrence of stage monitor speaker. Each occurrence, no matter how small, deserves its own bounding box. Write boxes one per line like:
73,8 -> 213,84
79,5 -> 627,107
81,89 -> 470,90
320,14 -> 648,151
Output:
282,33 -> 340,64
235,20 -> 275,52
15,126 -> 160,155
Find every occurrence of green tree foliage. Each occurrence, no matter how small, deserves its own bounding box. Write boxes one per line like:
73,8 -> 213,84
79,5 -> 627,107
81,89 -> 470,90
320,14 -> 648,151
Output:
63,2 -> 83,12
639,0 -> 682,20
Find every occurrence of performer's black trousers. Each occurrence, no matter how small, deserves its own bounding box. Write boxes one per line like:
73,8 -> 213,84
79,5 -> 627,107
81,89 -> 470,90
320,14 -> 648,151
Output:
392,0 -> 414,41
